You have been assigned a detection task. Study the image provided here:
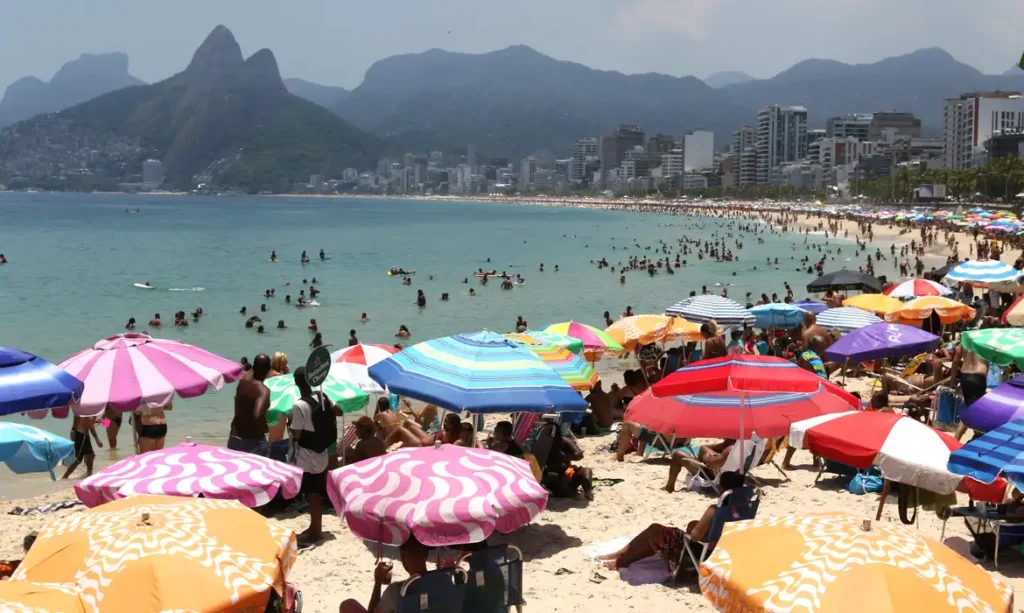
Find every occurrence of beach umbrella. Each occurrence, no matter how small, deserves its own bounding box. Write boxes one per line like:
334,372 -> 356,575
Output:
513,341 -> 599,391
51,333 -> 243,417
816,307 -> 882,333
823,323 -> 939,363
699,512 -> 1013,613
652,355 -> 836,397
790,411 -> 962,494
0,581 -> 87,613
884,296 -> 976,325
329,343 -> 400,393
791,298 -> 828,314
0,348 -> 84,416
949,417 -> 1024,492
264,371 -> 370,427
505,329 -> 584,354
665,295 -> 755,327
543,321 -> 624,352
882,278 -> 953,298
10,495 -> 296,613
748,304 -> 806,330
841,293 -> 902,315
806,269 -> 881,293
74,441 -> 304,508
942,259 -> 1022,286
928,261 -> 962,281
368,331 -> 589,413
961,328 -> 1024,368
327,445 -> 547,546
1001,295 -> 1024,326
603,315 -> 671,350
0,422 -> 74,479
626,383 -> 856,439
960,375 -> 1024,432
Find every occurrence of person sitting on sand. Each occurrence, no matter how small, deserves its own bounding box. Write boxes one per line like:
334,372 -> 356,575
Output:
149,313 -> 162,327
585,380 -> 614,430
600,471 -> 746,573
455,422 -> 480,448
488,420 -> 523,458
344,417 -> 386,465
544,427 -> 594,500
663,439 -> 734,493
340,537 -> 430,613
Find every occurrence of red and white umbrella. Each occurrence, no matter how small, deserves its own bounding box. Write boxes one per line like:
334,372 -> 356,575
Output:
330,344 -> 400,393
883,279 -> 952,298
790,411 -> 961,493
1003,295 -> 1024,327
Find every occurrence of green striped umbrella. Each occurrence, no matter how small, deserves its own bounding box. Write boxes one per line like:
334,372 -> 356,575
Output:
522,341 -> 599,390
545,321 -> 625,353
265,372 -> 370,425
505,330 -> 585,354
962,328 -> 1024,368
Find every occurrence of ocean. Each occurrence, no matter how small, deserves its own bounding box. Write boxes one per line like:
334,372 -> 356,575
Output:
0,192 -> 846,496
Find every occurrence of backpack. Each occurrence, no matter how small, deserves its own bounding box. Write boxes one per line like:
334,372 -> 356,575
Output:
296,393 -> 337,454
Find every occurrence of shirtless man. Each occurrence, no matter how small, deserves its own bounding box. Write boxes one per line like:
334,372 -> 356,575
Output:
798,313 -> 832,350
344,417 -> 386,464
951,337 -> 992,441
228,354 -> 271,456
62,414 -> 102,479
149,313 -> 162,327
585,380 -> 614,429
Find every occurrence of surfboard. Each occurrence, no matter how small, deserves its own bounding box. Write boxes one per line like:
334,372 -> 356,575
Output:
134,283 -> 154,290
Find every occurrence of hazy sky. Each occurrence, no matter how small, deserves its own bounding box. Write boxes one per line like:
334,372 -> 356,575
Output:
1,0 -> 1019,91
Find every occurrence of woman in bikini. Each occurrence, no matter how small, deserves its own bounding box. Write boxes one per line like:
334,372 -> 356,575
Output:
135,404 -> 169,453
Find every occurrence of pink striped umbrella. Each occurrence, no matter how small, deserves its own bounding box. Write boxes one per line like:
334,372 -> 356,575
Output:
50,333 -> 243,417
330,344 -> 400,393
74,441 -> 303,508
327,445 -> 548,546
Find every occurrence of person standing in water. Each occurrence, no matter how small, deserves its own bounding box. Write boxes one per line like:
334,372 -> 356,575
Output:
416,290 -> 426,308
62,414 -> 102,479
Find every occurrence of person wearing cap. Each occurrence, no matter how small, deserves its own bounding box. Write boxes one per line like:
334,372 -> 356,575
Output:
343,416 -> 386,465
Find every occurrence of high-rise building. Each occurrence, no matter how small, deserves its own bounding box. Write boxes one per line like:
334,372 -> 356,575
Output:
573,137 -> 599,160
646,133 -> 676,154
683,130 -> 714,171
868,112 -> 921,142
944,92 -> 1024,170
467,144 -> 476,172
142,159 -> 163,189
826,114 -> 871,139
600,125 -> 645,186
520,157 -> 537,187
661,150 -> 684,178
756,105 -> 808,185
430,151 -> 444,163
732,125 -> 757,187
817,137 -> 878,167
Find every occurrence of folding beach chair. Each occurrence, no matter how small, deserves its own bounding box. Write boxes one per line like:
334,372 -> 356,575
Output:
340,424 -> 358,450
398,568 -> 468,613
746,436 -> 790,486
511,413 -> 541,446
685,435 -> 767,494
673,486 -> 760,583
459,544 -> 524,613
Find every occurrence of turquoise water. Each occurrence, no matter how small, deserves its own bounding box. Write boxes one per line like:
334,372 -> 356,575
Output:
0,193 -> 846,492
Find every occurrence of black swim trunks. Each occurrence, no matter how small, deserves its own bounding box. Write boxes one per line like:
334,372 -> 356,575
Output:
72,430 -> 93,459
138,424 -> 168,439
959,372 -> 987,407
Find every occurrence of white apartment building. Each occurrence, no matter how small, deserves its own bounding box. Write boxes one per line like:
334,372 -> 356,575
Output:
661,150 -> 684,177
732,126 -> 757,186
817,137 -> 878,167
944,92 -> 1024,170
826,114 -> 871,139
520,157 -> 537,187
756,105 -> 808,185
683,130 -> 714,171
573,137 -> 599,159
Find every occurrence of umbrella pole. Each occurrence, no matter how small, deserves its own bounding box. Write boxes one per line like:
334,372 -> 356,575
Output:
739,395 -> 746,474
875,479 -> 890,521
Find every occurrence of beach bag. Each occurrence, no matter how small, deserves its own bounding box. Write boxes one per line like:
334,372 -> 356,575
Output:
847,468 -> 883,495
295,393 -> 336,454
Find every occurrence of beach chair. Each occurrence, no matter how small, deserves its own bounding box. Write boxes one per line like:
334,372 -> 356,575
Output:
685,435 -> 767,494
511,413 -> 540,446
458,544 -> 524,613
673,486 -> 760,583
398,568 -> 468,613
746,436 -> 789,486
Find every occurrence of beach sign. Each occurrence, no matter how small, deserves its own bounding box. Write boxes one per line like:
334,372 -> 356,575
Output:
305,346 -> 332,387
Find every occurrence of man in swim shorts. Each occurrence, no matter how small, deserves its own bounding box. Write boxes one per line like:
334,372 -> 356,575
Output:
228,354 -> 271,456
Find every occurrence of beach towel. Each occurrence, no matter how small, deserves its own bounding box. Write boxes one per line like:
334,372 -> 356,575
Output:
592,478 -> 624,488
7,499 -> 82,516
585,536 -> 672,586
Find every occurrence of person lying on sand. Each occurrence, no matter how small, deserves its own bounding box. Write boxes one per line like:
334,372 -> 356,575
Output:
601,471 -> 746,572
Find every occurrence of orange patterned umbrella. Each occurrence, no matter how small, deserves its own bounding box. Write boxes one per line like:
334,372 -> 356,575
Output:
605,315 -> 702,352
885,296 -> 977,326
0,581 -> 87,613
11,495 -> 296,613
700,512 -> 1013,613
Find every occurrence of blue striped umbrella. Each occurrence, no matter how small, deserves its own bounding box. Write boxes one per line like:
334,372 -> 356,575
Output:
948,417 -> 1024,490
0,423 -> 75,479
748,304 -> 807,330
368,331 -> 589,414
665,295 -> 755,327
792,299 -> 829,314
816,307 -> 881,333
943,259 -> 1022,286
0,348 -> 84,416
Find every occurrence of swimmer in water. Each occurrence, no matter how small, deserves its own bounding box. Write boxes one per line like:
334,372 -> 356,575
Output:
396,325 -> 411,338
125,317 -> 136,330
308,318 -> 318,332
277,320 -> 287,329
416,290 -> 426,307
361,312 -> 369,322
239,306 -> 247,315
319,249 -> 325,261
469,288 -> 476,296
149,313 -> 162,327
270,250 -> 277,262
0,254 -> 6,264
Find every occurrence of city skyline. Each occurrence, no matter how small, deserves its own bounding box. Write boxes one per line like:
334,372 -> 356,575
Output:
0,0 -> 1019,93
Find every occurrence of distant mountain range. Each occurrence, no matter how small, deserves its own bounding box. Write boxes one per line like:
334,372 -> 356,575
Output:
0,53 -> 143,126
283,78 -> 349,109
0,26 -> 377,191
704,71 -> 754,88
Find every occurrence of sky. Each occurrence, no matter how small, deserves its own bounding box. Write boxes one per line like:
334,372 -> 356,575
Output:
0,0 -> 1020,91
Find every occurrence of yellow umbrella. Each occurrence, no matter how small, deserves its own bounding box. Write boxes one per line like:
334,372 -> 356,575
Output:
11,495 -> 296,613
699,512 -> 1013,613
842,294 -> 903,315
885,296 -> 977,325
605,315 -> 703,352
0,581 -> 87,613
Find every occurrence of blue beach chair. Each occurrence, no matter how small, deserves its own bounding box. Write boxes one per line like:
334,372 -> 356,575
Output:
397,568 -> 468,613
459,544 -> 524,613
674,486 -> 760,582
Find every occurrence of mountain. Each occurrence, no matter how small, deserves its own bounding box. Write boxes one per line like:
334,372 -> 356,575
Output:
0,26 -> 378,192
335,45 -> 751,158
721,48 -> 1024,132
284,78 -> 349,108
0,53 -> 144,126
1005,65 -> 1024,76
704,71 -> 754,88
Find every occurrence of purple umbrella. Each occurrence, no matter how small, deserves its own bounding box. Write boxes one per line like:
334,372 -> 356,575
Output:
961,375 -> 1024,432
823,323 -> 939,363
793,299 -> 828,314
